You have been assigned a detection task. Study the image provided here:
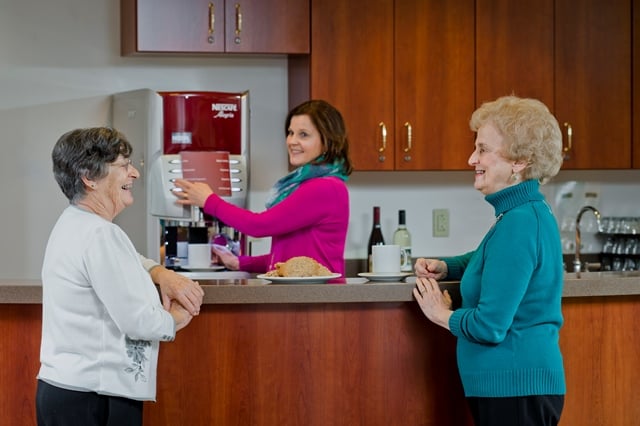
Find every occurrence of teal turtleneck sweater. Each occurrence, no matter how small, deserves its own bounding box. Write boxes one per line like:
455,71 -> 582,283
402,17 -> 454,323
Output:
444,179 -> 566,397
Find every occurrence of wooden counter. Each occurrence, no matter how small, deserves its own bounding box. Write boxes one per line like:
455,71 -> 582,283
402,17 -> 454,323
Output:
2,275 -> 639,425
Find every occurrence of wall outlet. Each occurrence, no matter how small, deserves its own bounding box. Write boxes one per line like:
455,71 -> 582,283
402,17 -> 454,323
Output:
433,209 -> 449,237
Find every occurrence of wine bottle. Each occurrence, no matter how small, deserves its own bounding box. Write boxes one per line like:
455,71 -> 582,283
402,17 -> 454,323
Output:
393,210 -> 412,272
367,206 -> 385,272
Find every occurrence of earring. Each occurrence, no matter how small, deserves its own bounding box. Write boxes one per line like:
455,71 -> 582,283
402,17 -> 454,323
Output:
511,172 -> 520,182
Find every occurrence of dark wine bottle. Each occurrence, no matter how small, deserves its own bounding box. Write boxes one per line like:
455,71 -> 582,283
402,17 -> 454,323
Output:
367,206 -> 385,272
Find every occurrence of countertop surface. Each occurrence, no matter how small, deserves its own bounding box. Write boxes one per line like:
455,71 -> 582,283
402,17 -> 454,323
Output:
2,272 -> 640,304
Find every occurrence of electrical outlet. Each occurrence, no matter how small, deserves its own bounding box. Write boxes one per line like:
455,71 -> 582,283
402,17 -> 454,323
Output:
433,209 -> 449,237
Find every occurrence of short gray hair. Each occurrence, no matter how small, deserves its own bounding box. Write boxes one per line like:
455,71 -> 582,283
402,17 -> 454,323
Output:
52,127 -> 132,203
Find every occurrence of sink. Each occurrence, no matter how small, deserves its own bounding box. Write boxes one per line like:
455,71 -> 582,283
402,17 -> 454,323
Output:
564,270 -> 640,280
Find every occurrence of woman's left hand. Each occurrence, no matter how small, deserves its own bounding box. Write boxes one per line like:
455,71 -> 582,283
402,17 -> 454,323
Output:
413,277 -> 453,330
172,179 -> 214,207
152,266 -> 205,315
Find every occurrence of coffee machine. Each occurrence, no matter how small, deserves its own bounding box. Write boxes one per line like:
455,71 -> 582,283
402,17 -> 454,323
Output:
111,89 -> 249,276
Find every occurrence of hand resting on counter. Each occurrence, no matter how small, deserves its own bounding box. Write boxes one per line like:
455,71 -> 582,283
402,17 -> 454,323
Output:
150,265 -> 204,316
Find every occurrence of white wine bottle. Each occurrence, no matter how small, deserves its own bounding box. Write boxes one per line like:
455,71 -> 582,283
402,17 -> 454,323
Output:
393,209 -> 412,272
367,206 -> 385,272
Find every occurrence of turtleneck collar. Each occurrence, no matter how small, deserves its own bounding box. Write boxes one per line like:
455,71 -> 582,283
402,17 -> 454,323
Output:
485,179 -> 544,219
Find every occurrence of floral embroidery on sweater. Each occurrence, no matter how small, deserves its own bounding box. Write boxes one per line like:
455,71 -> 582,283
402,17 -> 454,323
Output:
124,337 -> 151,382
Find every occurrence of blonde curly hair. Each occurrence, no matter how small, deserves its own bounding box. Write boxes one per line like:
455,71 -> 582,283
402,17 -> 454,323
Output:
470,95 -> 563,184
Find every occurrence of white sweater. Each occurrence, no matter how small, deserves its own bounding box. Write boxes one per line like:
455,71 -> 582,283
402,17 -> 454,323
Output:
38,205 -> 175,401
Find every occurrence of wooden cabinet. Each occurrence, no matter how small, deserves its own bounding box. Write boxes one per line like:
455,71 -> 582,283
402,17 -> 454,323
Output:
475,0 -> 554,107
477,0 -> 632,170
554,0 -> 632,169
634,0 -> 640,169
289,0 -> 475,171
121,0 -> 309,55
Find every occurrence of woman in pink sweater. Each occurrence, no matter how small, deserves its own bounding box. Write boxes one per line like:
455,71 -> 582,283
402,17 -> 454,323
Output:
173,100 -> 352,281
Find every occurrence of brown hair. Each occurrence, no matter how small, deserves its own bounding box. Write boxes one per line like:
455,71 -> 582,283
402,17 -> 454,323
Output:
285,100 -> 353,175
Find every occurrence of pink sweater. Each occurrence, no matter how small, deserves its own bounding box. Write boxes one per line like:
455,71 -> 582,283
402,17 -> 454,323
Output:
203,176 -> 349,280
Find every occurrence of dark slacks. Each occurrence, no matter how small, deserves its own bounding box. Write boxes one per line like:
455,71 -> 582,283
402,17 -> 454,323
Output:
36,379 -> 143,426
466,395 -> 564,426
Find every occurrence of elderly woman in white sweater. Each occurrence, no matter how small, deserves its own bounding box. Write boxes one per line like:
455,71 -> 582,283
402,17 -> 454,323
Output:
36,127 -> 203,426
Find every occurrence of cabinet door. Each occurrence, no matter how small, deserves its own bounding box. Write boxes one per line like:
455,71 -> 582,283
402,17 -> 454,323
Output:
309,0 -> 395,171
476,0 -> 554,108
634,0 -> 640,169
555,0 -> 631,169
121,0 -> 225,54
224,0 -> 309,54
395,0 -> 475,170
121,0 -> 309,55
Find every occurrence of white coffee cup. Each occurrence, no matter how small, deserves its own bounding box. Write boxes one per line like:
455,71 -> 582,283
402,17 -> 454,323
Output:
187,243 -> 211,268
372,244 -> 407,273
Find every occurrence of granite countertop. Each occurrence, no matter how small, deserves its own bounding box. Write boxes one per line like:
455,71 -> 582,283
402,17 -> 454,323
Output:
2,273 -> 640,304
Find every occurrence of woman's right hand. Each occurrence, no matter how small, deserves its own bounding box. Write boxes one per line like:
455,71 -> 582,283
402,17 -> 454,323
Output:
170,301 -> 193,332
414,258 -> 448,280
172,179 -> 214,208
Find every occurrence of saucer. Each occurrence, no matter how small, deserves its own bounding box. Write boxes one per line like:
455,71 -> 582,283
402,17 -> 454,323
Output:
357,272 -> 412,282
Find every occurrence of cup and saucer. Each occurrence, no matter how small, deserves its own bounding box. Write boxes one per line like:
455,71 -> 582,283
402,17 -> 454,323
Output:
358,244 -> 413,282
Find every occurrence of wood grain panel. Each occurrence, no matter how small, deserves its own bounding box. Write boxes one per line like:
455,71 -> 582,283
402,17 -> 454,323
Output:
0,304 -> 41,426
554,0 -> 632,169
3,297 -> 639,425
476,0 -> 554,107
634,0 -> 640,169
144,303 -> 473,425
559,297 -> 640,426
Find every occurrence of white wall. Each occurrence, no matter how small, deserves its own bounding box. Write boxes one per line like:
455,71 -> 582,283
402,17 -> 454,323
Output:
1,0 -> 639,279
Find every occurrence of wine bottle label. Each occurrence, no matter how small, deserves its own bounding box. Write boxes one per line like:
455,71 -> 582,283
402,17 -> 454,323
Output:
400,247 -> 412,272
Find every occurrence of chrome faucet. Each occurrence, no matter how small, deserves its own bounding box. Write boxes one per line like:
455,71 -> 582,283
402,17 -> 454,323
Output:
573,205 -> 601,275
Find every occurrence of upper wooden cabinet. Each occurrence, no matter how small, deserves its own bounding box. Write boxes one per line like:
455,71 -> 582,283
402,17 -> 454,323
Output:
635,0 -> 640,169
121,0 -> 309,55
476,0 -> 554,107
477,0 -> 632,170
554,0 -> 632,169
290,0 -> 475,171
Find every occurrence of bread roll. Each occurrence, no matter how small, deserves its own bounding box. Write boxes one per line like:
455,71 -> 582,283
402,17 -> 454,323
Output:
265,256 -> 332,277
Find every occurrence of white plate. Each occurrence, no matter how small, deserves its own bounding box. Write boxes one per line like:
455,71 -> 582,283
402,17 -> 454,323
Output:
178,264 -> 226,272
257,273 -> 341,284
357,272 -> 412,282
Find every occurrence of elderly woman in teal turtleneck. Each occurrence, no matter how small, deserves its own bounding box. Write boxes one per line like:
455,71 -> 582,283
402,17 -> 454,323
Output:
413,95 -> 566,426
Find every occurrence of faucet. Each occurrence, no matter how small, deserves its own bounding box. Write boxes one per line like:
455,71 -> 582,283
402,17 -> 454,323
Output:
573,205 -> 601,275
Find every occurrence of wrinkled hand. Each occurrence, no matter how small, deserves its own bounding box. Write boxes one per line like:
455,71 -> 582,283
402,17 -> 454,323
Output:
169,301 -> 193,332
151,266 -> 204,315
413,277 -> 453,330
172,179 -> 214,208
212,244 -> 240,271
414,258 -> 448,280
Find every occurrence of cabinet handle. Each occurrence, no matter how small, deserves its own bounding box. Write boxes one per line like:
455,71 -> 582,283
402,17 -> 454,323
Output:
403,122 -> 412,153
563,122 -> 573,160
402,121 -> 412,162
378,122 -> 387,153
208,2 -> 215,43
234,4 -> 243,44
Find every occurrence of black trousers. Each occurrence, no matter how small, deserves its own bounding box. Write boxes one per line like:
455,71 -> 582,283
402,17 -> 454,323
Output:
36,379 -> 143,426
466,395 -> 564,426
